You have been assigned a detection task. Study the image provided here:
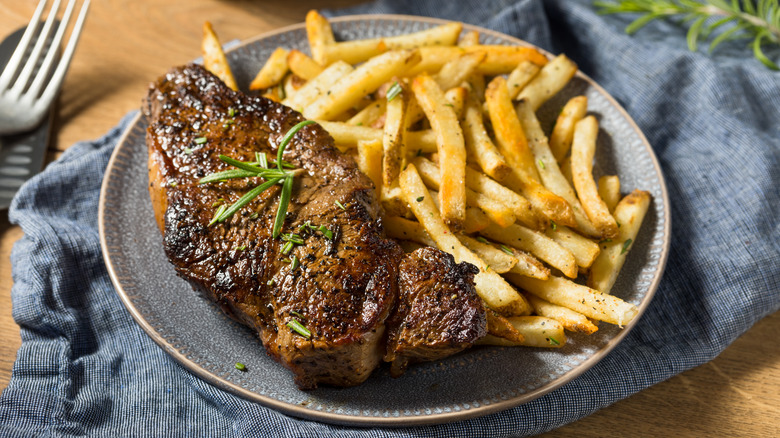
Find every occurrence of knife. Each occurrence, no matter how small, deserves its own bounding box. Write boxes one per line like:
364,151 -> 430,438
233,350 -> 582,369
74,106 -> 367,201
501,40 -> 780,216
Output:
0,26 -> 55,211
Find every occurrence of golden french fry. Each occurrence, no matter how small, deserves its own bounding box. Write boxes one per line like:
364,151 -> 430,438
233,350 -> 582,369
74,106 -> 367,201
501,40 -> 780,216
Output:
499,168 -> 576,228
384,216 -> 436,247
507,247 -> 550,279
430,190 -> 490,233
356,139 -> 383,193
463,165 -> 544,230
383,82 -> 409,187
462,96 -> 511,181
304,50 -> 422,120
478,316 -> 566,348
515,99 -> 600,237
287,49 -> 324,81
524,293 -> 598,335
457,235 -> 517,274
560,154 -> 573,186
516,54 -> 577,111
598,175 -> 621,214
443,86 -> 467,119
506,60 -> 541,100
202,22 -> 238,91
508,274 -> 638,326
571,116 -> 618,239
414,157 -> 516,227
249,47 -> 289,90
458,30 -> 480,47
399,164 -> 531,315
480,223 -> 578,279
347,99 -> 387,127
380,184 -> 409,218
317,121 -> 438,153
486,76 -> 540,181
408,46 -> 548,76
411,73 -> 466,229
588,190 -> 651,293
282,61 -> 353,110
305,10 -> 335,64
435,52 -> 486,91
549,96 -> 588,163
545,225 -> 600,269
319,22 -> 462,65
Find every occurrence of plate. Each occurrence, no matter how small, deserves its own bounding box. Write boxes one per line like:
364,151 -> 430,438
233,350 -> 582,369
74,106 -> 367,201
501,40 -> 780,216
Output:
98,15 -> 670,426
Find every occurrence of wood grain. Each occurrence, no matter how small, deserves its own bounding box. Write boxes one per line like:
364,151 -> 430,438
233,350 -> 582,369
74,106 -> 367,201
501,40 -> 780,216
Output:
0,1 -> 778,435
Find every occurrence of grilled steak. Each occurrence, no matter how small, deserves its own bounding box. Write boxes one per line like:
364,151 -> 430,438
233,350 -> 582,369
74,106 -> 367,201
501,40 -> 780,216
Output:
145,64 -> 487,388
385,247 -> 487,376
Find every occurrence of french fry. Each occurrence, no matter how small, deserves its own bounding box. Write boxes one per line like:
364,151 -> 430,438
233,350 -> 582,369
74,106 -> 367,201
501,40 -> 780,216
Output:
463,165 -> 544,230
249,47 -> 289,90
347,99 -> 387,127
508,274 -> 639,326
500,171 -> 576,228
317,121 -> 438,153
305,10 -> 335,64
304,50 -> 422,120
466,73 -> 486,103
480,223 -> 578,279
457,235 -> 517,274
549,96 -> 588,163
478,316 -> 566,348
598,175 -> 621,214
282,61 -> 353,110
381,184 -> 409,218
516,54 -> 578,111
383,82 -> 409,186
430,191 -> 490,233
407,46 -> 548,76
319,22 -> 462,65
458,30 -> 480,47
560,154 -> 573,186
435,52 -> 486,91
399,164 -> 531,315
412,74 -> 467,229
442,86 -> 467,119
486,310 -> 525,343
524,293 -> 598,335
462,96 -> 511,181
506,60 -> 541,100
356,139 -> 383,192
515,99 -> 601,237
507,248 -> 550,279
545,225 -> 600,269
571,116 -> 618,239
201,22 -> 238,91
384,216 -> 436,247
485,76 -> 540,181
588,190 -> 651,293
287,49 -> 324,80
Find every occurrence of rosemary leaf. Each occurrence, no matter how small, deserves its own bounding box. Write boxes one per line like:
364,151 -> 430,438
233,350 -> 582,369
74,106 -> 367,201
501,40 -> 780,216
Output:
272,174 -> 294,238
217,177 -> 282,223
276,120 -> 316,172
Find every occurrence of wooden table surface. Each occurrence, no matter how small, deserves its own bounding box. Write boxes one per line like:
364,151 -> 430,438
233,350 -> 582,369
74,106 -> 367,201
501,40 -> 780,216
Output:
1,1 -> 778,435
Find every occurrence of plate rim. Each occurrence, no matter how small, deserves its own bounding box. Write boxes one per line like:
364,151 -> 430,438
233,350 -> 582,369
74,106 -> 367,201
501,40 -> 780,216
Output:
99,14 -> 671,427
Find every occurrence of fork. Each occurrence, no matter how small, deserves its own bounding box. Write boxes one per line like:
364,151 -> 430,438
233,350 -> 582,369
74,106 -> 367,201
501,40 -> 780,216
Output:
0,0 -> 91,135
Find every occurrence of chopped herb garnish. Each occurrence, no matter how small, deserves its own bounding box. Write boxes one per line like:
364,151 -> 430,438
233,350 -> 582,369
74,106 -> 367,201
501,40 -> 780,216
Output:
184,147 -> 193,155
235,362 -> 246,371
335,200 -> 346,211
290,255 -> 300,271
550,220 -> 557,231
548,337 -> 560,346
444,103 -> 454,108
199,120 -> 315,239
287,318 -> 311,339
209,204 -> 227,226
356,122 -> 363,126
386,81 -> 402,102
538,159 -> 545,169
282,233 -> 305,245
228,107 -> 236,117
621,238 -> 633,255
500,245 -> 513,255
237,245 -> 246,251
290,310 -> 306,320
318,225 -> 333,240
476,236 -> 488,244
281,241 -> 294,255
249,212 -> 259,220
599,238 -> 612,244
267,279 -> 275,286
416,196 -> 424,202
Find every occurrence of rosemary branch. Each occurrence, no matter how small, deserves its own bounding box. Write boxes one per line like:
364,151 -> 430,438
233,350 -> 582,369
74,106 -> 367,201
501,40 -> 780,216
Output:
595,0 -> 780,69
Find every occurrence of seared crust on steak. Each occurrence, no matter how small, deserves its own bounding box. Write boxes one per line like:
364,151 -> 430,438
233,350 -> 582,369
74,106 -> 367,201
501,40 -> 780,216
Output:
145,64 -> 403,389
385,247 -> 487,377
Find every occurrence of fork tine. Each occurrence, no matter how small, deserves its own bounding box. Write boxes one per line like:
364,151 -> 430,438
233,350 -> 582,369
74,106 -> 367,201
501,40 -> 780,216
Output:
0,0 -> 49,91
9,0 -> 65,99
27,0 -> 78,100
35,0 -> 90,114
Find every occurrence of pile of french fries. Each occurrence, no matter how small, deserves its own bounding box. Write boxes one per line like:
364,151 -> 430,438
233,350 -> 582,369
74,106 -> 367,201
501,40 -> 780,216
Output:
201,12 -> 652,349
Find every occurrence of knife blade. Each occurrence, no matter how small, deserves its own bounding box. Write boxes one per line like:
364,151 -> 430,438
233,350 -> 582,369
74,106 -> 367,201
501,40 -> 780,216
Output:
0,26 -> 55,211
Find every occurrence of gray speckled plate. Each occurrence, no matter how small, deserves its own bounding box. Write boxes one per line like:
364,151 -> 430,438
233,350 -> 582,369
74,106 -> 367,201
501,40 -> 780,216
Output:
98,15 -> 670,426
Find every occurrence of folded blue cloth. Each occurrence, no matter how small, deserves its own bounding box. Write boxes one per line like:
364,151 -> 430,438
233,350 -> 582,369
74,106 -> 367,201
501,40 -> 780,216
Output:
1,0 -> 778,436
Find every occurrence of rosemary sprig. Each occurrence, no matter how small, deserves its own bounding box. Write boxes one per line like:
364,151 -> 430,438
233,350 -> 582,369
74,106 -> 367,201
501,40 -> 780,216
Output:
595,0 -> 780,69
200,120 -> 316,238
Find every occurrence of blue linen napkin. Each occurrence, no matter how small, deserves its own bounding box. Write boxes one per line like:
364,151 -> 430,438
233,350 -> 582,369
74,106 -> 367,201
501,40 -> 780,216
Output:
1,0 -> 778,436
